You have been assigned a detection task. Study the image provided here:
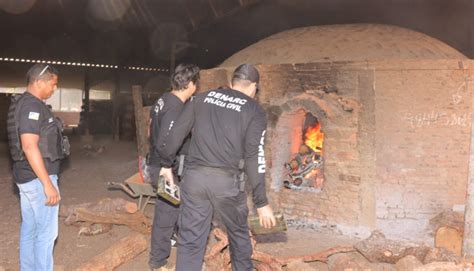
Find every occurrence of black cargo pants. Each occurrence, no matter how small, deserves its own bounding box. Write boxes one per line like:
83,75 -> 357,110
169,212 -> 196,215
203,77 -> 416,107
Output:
148,165 -> 180,269
176,168 -> 253,271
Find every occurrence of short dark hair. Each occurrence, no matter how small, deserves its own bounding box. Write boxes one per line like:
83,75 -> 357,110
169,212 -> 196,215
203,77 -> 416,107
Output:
231,64 -> 260,93
231,64 -> 259,85
170,63 -> 200,91
26,64 -> 59,84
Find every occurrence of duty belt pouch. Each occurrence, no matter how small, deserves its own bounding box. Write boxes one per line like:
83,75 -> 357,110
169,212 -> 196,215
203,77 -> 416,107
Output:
62,136 -> 70,156
55,119 -> 70,157
157,175 -> 180,205
177,154 -> 185,177
235,172 -> 246,192
236,159 -> 246,192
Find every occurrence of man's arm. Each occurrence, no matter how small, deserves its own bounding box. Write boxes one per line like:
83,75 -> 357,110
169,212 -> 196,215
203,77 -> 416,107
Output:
21,133 -> 60,205
158,98 -> 195,167
154,103 -> 184,156
244,107 -> 276,228
158,98 -> 196,182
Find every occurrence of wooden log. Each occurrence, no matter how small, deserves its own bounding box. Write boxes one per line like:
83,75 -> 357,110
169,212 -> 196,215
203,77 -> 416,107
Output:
61,198 -> 139,228
402,246 -> 431,262
435,226 -> 463,256
354,230 -> 417,264
422,247 -> 461,264
75,233 -> 148,271
78,223 -> 113,236
132,85 -> 149,157
429,211 -> 464,234
354,231 -> 406,263
204,228 -> 231,270
60,197 -> 138,218
74,208 -> 152,234
267,262 -> 283,271
252,250 -> 282,267
204,228 -> 229,261
204,255 -> 225,271
254,262 -> 273,271
279,246 -> 355,264
355,230 -> 461,264
222,250 -> 231,270
204,227 -> 353,269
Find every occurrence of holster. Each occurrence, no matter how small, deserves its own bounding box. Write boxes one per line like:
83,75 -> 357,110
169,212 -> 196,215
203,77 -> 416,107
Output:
177,154 -> 185,176
237,159 -> 246,192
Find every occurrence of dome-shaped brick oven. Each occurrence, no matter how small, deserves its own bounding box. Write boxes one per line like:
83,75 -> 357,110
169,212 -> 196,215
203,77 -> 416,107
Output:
197,24 -> 473,242
221,24 -> 466,66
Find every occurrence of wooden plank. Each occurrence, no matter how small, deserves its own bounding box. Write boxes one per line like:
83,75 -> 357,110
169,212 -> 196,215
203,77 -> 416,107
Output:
436,226 -> 462,256
74,208 -> 151,234
75,234 -> 148,271
132,85 -> 149,157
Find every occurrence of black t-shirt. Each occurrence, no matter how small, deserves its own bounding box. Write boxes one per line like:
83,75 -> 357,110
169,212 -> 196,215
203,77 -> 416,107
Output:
12,92 -> 61,184
148,92 -> 186,167
159,88 -> 269,208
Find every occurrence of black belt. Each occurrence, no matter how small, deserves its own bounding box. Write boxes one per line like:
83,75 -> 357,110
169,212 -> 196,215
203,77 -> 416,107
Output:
194,165 -> 246,192
193,165 -> 239,177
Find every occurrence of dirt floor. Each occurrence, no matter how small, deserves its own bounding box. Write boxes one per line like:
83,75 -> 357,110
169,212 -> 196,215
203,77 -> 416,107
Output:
0,135 -> 359,271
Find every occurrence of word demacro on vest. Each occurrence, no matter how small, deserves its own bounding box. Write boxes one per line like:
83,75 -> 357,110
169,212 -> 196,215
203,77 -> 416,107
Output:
204,91 -> 247,112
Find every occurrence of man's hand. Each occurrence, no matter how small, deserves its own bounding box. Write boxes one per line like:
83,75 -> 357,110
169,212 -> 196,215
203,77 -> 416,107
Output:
44,182 -> 60,206
159,167 -> 175,186
256,205 -> 276,229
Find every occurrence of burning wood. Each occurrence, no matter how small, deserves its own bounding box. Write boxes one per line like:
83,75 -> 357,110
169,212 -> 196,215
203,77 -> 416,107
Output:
284,119 -> 324,190
283,144 -> 323,189
304,122 -> 324,152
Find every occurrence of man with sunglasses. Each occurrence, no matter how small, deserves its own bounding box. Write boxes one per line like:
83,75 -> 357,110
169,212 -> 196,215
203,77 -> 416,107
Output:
7,64 -> 67,271
158,64 -> 276,271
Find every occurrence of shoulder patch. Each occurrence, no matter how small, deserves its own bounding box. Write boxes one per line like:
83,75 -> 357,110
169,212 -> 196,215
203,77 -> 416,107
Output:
28,112 -> 40,120
154,98 -> 164,113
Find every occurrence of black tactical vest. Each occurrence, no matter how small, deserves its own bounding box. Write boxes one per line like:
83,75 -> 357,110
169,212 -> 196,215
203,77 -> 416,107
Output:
7,93 -> 67,162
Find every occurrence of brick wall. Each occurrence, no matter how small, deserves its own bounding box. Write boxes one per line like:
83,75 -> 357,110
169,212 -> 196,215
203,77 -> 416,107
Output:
200,59 -> 473,240
372,60 -> 473,240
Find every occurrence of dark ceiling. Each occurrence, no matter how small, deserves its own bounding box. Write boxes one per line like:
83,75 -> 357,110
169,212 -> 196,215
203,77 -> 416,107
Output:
1,0 -> 473,70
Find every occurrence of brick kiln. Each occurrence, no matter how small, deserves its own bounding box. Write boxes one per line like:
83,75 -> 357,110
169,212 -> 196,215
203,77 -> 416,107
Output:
197,24 -> 474,241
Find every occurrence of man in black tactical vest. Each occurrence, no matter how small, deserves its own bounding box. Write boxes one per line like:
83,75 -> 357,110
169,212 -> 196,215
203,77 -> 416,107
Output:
7,64 -> 68,271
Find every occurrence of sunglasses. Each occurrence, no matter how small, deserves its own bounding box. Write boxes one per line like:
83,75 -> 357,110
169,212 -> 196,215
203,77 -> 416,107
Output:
38,65 -> 50,77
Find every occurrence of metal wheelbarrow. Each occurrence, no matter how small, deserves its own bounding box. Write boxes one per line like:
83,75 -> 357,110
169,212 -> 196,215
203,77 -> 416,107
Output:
108,173 -> 156,212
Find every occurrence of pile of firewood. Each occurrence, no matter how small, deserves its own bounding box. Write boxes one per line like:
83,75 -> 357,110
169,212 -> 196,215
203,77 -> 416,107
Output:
60,199 -> 470,270
204,228 -> 354,271
60,197 -> 151,270
203,227 -> 469,270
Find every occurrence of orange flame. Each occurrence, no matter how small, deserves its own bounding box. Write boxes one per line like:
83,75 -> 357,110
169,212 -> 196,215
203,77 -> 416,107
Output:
304,122 -> 324,153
